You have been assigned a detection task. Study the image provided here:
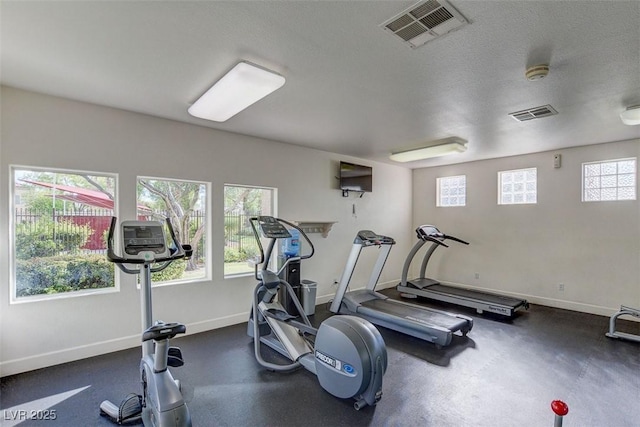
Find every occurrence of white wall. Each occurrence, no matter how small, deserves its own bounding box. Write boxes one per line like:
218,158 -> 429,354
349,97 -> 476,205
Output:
3,85 -> 637,377
412,140 -> 640,315
0,86 -> 414,376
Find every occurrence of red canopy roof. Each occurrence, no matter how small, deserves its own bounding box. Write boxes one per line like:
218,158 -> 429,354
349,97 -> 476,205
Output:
21,180 -> 114,208
20,180 -> 151,212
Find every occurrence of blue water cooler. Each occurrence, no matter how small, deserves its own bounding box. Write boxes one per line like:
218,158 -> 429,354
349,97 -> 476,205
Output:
282,229 -> 300,257
278,229 -> 301,315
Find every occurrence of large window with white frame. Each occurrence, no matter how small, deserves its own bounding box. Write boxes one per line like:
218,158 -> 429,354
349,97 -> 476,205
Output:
498,167 -> 537,205
437,175 -> 466,207
224,184 -> 276,277
137,177 -> 210,284
11,166 -> 117,301
582,158 -> 636,202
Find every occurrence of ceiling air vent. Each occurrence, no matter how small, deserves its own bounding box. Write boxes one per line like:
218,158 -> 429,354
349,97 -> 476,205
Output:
509,105 -> 559,122
380,0 -> 469,49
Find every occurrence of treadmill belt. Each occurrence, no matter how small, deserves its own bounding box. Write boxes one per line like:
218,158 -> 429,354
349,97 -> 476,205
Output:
361,298 -> 469,331
427,284 -> 525,308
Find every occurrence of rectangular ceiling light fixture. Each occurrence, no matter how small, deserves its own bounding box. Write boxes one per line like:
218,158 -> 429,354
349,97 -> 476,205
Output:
620,105 -> 640,125
390,137 -> 468,162
188,61 -> 285,122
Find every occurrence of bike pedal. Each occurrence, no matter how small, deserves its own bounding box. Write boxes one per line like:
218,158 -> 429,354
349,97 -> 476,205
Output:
168,346 -> 184,367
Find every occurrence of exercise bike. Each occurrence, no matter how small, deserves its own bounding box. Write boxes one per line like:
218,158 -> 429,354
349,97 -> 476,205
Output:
247,216 -> 387,410
100,217 -> 193,426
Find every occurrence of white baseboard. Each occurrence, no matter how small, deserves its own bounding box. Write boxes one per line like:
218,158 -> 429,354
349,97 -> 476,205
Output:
0,335 -> 139,378
321,279 -> 627,318
2,283 -> 633,377
0,312 -> 249,378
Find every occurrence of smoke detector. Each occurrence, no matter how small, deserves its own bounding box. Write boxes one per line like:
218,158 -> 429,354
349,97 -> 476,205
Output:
525,64 -> 549,81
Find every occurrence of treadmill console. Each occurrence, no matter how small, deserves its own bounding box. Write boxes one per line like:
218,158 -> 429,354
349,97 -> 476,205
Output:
257,216 -> 292,239
357,230 -> 396,246
416,225 -> 443,240
121,221 -> 171,260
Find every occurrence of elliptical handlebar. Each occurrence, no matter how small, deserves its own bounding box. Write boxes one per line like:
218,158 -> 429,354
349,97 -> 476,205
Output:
249,216 -> 315,280
106,217 -> 192,271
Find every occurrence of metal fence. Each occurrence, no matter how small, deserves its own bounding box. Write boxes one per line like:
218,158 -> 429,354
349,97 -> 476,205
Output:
224,213 -> 259,257
15,208 -> 253,261
15,208 -> 114,252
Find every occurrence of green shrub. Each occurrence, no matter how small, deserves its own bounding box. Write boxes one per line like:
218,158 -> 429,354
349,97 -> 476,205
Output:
15,258 -> 69,296
15,236 -> 60,259
14,254 -> 188,298
15,219 -> 91,259
151,259 -> 187,283
55,220 -> 92,253
66,255 -> 114,289
15,255 -> 115,297
224,247 -> 242,263
224,246 -> 258,262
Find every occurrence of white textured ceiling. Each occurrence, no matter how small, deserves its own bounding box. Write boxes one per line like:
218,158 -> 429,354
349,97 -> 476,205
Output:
2,1 -> 639,168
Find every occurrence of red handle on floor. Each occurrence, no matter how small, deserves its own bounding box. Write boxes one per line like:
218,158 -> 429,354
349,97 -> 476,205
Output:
551,400 -> 569,426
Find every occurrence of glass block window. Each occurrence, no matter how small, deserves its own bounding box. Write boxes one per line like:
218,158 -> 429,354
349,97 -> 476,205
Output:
437,175 -> 466,207
582,158 -> 636,202
498,167 -> 537,205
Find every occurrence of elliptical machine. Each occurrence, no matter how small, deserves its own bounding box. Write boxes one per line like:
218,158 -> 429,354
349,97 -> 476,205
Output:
247,216 -> 387,410
100,217 -> 193,426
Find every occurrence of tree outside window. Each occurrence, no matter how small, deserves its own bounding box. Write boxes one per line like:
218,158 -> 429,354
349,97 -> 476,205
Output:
137,177 -> 209,283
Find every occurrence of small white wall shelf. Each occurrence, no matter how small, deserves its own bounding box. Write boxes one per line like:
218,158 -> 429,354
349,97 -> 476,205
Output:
294,221 -> 336,238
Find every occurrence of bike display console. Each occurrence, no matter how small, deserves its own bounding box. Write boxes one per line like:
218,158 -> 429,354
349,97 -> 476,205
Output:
121,221 -> 171,259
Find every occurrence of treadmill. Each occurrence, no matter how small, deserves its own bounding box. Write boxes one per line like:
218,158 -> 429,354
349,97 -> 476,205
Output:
330,230 -> 473,347
397,225 -> 529,317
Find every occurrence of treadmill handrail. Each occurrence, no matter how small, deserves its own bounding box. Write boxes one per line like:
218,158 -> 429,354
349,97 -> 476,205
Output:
330,230 -> 394,314
416,224 -> 468,246
356,230 -> 396,246
419,231 -> 468,280
400,225 -> 468,287
441,234 -> 469,245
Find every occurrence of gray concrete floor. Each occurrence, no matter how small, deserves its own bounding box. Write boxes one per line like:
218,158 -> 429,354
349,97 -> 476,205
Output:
1,290 -> 638,426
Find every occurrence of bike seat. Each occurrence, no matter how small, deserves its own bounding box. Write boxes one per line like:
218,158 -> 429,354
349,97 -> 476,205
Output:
142,322 -> 186,342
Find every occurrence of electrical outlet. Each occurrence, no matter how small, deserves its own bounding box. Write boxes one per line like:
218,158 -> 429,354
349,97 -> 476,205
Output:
558,283 -> 564,291
475,273 -> 480,280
